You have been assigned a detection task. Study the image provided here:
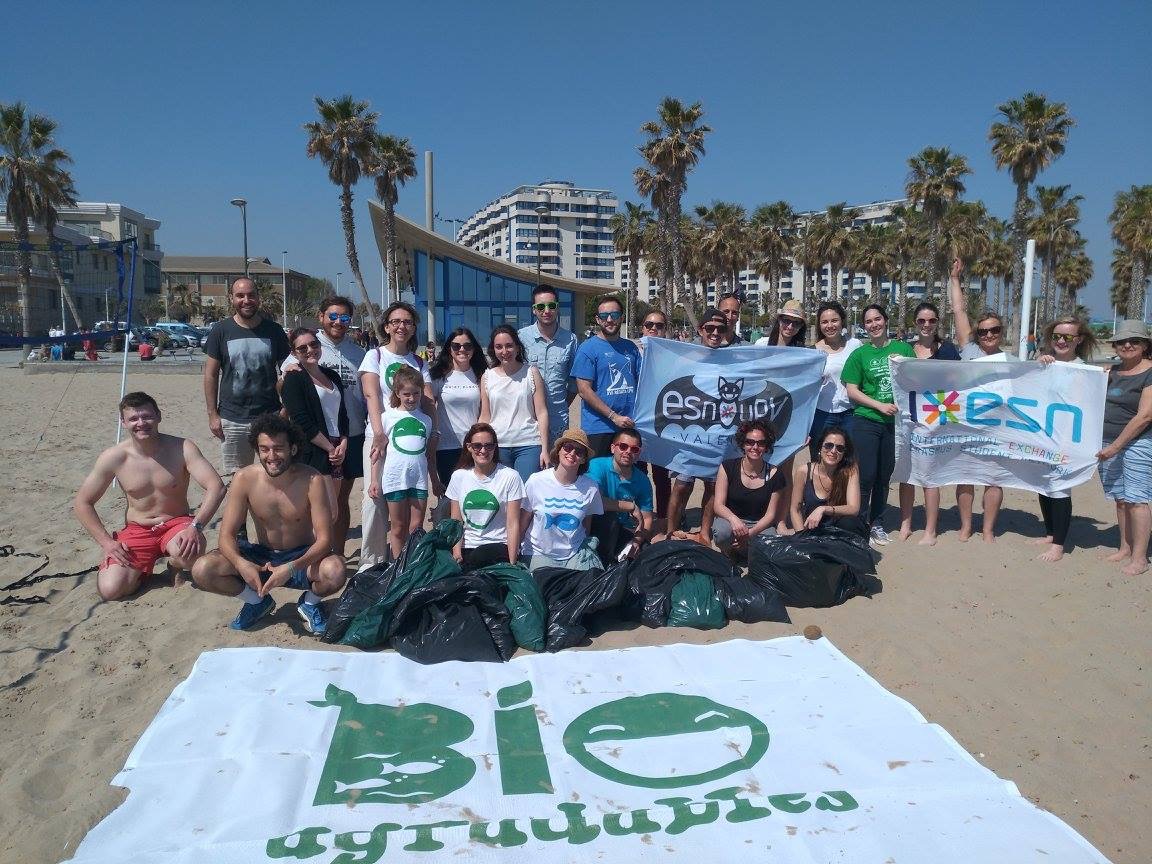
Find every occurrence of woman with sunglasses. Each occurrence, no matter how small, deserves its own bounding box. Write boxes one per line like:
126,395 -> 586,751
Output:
712,420 -> 788,559
635,310 -> 672,532
790,427 -> 864,536
520,429 -> 604,571
479,324 -> 549,483
281,327 -> 348,520
430,327 -> 487,488
809,301 -> 862,460
1096,320 -> 1152,576
755,299 -> 808,347
445,423 -> 525,569
842,303 -> 916,546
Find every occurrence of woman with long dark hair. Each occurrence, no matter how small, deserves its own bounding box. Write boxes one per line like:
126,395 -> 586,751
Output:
790,427 -> 864,536
429,327 -> 487,488
479,324 -> 549,482
755,299 -> 808,347
809,301 -> 861,459
711,420 -> 788,559
445,423 -> 525,568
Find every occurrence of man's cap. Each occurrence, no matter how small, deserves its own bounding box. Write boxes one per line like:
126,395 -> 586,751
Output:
700,307 -> 727,327
1111,319 -> 1150,343
555,427 -> 592,452
778,299 -> 806,321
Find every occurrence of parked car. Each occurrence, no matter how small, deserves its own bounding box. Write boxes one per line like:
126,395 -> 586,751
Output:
139,327 -> 190,350
153,321 -> 202,348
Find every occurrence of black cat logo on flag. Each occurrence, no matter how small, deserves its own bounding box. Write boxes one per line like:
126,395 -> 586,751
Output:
655,375 -> 793,436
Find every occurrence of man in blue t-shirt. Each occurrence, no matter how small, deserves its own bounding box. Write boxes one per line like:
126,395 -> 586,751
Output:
571,296 -> 641,457
586,429 -> 653,564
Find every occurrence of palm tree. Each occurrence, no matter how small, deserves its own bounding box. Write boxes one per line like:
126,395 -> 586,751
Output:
1109,185 -> 1152,318
694,201 -> 748,301
635,98 -> 711,330
971,217 -> 1014,316
368,133 -> 417,303
905,146 -> 971,301
304,95 -> 381,331
808,203 -> 857,307
0,102 -> 82,348
1111,247 -> 1134,316
750,200 -> 795,314
989,92 -> 1075,336
1028,184 -> 1083,324
1054,242 -> 1093,316
851,223 -> 896,304
608,201 -> 654,334
889,206 -> 931,331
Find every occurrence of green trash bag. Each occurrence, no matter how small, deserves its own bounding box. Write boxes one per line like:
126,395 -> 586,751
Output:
472,562 -> 546,652
340,519 -> 464,649
666,572 -> 726,629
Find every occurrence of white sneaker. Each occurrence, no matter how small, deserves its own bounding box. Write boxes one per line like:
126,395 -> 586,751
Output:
869,525 -> 891,547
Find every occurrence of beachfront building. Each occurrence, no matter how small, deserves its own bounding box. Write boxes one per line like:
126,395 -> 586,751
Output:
161,257 -> 310,319
456,181 -> 618,285
370,204 -> 604,344
50,202 -> 164,299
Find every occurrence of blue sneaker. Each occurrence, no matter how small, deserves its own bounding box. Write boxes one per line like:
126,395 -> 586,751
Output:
297,594 -> 328,636
229,595 -> 274,631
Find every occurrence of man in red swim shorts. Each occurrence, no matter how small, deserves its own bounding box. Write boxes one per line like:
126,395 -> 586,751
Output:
73,392 -> 226,600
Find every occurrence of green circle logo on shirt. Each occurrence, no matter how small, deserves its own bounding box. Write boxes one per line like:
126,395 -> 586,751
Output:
461,489 -> 500,530
384,361 -> 406,390
391,416 -> 428,455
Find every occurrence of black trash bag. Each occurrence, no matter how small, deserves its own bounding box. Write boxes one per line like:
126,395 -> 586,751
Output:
323,527 -> 426,645
713,575 -> 791,624
625,540 -> 737,627
469,562 -> 546,652
746,526 -> 875,608
666,572 -> 726,629
534,562 -> 630,652
387,573 -> 516,664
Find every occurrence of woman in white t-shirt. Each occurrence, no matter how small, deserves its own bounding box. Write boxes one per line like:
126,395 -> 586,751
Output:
479,324 -> 549,483
430,327 -> 486,489
356,302 -> 436,570
809,301 -> 862,461
520,429 -> 604,571
446,423 -> 525,569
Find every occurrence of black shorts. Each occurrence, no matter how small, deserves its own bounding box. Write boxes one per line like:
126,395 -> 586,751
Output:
344,434 -> 365,479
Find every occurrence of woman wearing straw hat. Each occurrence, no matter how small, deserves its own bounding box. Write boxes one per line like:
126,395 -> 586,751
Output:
1096,319 -> 1152,576
755,299 -> 808,348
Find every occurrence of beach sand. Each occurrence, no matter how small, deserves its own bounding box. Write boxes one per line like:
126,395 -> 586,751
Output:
0,363 -> 1148,863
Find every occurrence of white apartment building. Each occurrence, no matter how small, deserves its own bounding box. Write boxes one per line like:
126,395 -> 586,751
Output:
54,202 -> 164,298
617,198 -> 933,312
457,181 -> 618,284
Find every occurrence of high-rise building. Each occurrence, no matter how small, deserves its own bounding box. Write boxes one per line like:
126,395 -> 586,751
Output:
457,181 -> 618,284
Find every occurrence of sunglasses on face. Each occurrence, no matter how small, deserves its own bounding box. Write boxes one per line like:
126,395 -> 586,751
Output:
533,301 -> 558,311
778,317 -> 802,328
821,441 -> 847,453
916,317 -> 938,326
643,320 -> 666,330
702,324 -> 726,334
387,318 -> 415,328
559,442 -> 588,457
1114,338 -> 1147,348
597,310 -> 623,321
468,441 -> 496,452
613,442 -> 641,454
977,326 -> 1002,337
450,341 -> 474,352
1052,333 -> 1079,343
326,313 -> 352,324
293,340 -> 321,353
742,438 -> 768,449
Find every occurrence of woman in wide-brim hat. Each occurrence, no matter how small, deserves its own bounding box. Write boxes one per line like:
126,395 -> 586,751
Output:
1096,319 -> 1152,576
756,299 -> 808,348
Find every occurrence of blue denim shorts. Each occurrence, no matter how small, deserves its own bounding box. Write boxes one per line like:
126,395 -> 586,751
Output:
1100,436 -> 1152,503
238,540 -> 311,589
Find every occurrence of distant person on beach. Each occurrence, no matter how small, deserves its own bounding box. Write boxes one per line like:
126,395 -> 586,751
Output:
73,392 -> 226,601
191,413 -> 346,635
202,277 -> 291,475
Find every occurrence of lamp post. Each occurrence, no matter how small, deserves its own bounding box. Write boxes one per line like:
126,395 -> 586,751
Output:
336,271 -> 342,294
534,202 -> 548,281
281,250 -> 288,328
230,198 -> 249,276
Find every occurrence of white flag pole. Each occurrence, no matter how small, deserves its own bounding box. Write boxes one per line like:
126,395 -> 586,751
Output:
1018,239 -> 1036,359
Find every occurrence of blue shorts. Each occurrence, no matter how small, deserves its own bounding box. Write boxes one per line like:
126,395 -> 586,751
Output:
238,540 -> 311,589
1100,437 -> 1152,503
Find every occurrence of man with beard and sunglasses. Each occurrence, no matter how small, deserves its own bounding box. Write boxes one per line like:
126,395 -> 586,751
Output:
192,413 -> 346,635
586,428 -> 654,563
572,295 -> 641,458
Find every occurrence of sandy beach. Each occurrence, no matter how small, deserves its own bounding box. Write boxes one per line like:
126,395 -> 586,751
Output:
0,361 -> 1148,864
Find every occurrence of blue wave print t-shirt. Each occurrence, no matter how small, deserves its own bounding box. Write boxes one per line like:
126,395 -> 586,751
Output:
521,468 -> 604,562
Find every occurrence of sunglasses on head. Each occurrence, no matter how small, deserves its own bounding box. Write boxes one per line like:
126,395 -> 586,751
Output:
449,341 -> 474,351
293,340 -> 321,353
468,441 -> 496,452
742,437 -> 768,448
613,442 -> 641,454
821,441 -> 847,453
326,313 -> 352,324
643,320 -> 666,330
533,301 -> 558,311
597,310 -> 622,321
976,325 -> 1002,337
702,324 -> 726,334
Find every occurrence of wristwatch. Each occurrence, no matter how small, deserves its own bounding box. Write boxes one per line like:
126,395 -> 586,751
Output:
192,520 -> 204,533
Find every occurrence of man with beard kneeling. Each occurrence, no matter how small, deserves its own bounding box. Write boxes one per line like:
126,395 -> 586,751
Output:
192,413 -> 346,635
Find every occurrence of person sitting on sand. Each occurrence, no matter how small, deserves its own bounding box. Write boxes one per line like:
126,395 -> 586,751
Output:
191,413 -> 347,635
73,392 -> 226,601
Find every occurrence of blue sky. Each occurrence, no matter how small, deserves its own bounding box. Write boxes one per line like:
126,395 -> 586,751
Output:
6,0 -> 1149,317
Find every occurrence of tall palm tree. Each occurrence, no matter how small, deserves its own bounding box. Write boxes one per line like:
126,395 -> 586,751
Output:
1054,242 -> 1093,316
694,201 -> 748,300
971,217 -> 1014,316
750,200 -> 795,314
1109,184 -> 1152,318
1028,184 -> 1083,323
369,133 -> 417,304
304,94 -> 380,330
608,201 -> 654,334
890,206 -> 931,331
1110,247 -> 1134,316
851,223 -> 896,304
635,98 -> 711,330
0,102 -> 82,348
905,146 -> 971,300
808,203 -> 857,307
989,92 -> 1074,336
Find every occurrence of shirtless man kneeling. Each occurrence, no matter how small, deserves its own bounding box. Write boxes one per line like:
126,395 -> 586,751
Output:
74,392 -> 225,600
192,413 -> 347,635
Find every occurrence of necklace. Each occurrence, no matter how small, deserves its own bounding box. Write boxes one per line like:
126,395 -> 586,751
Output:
740,459 -> 765,481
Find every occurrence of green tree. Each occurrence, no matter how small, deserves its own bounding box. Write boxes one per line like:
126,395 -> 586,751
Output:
1109,184 -> 1152,318
1054,242 -> 1093,316
634,98 -> 711,330
608,201 -> 654,335
905,146 -> 971,301
1028,184 -> 1083,324
304,94 -> 381,331
369,133 -> 417,302
971,217 -> 1014,317
808,203 -> 857,307
989,92 -> 1075,337
750,200 -> 795,315
851,223 -> 896,304
0,102 -> 83,348
1110,246 -> 1134,314
693,201 -> 749,302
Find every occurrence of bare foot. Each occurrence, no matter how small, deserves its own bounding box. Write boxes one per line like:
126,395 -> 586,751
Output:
1104,549 -> 1132,562
899,523 -> 913,541
1031,535 -> 1054,546
649,533 -> 668,544
918,533 -> 938,546
1121,559 -> 1149,576
1036,544 -> 1064,563
957,528 -> 973,543
982,532 -> 997,544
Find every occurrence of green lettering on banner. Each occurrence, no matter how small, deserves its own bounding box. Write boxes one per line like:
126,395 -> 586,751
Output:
401,819 -> 469,852
331,823 -> 401,864
562,693 -> 769,789
494,682 -> 554,795
652,797 -> 720,835
267,826 -> 330,859
529,802 -> 601,845
767,793 -> 811,813
602,808 -> 663,836
469,819 -> 529,847
308,685 -> 476,805
815,791 -> 859,811
703,786 -> 773,823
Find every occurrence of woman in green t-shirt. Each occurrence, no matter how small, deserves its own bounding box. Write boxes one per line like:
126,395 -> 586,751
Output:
840,303 -> 915,547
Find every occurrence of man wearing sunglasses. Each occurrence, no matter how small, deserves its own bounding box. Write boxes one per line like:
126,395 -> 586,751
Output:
586,429 -> 654,562
519,284 -> 578,449
572,295 -> 642,457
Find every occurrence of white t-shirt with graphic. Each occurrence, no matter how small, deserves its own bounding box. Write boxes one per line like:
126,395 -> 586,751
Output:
379,406 -> 432,493
433,369 -> 481,449
358,346 -> 431,438
521,469 -> 604,561
445,464 -> 525,549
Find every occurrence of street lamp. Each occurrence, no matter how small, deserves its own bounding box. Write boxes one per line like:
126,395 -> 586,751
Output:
281,251 -> 288,328
230,198 -> 249,276
534,202 -> 548,281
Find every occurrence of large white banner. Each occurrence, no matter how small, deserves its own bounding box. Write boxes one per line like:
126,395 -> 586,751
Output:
66,638 -> 1107,863
893,358 -> 1107,494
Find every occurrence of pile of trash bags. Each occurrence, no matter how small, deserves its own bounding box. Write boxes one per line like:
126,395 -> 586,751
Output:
324,520 -> 870,664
